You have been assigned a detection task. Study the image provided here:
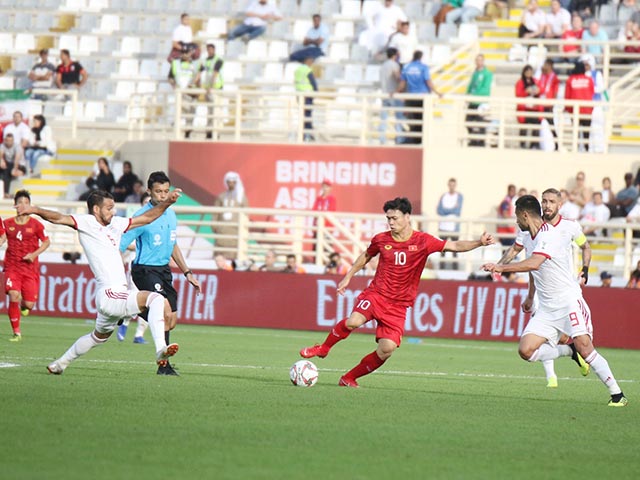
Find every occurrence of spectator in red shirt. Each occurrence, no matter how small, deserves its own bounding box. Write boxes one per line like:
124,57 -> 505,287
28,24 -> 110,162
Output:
515,65 -> 541,149
55,49 -> 88,91
561,14 -> 583,59
312,179 -> 337,232
565,61 -> 594,151
623,21 -> 640,56
537,59 -> 559,150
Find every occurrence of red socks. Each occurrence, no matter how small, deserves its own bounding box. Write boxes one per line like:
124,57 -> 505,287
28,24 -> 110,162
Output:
323,318 -> 352,349
344,351 -> 386,381
8,302 -> 20,335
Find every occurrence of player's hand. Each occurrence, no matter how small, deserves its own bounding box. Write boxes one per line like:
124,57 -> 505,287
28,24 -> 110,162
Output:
15,203 -> 33,216
521,297 -> 534,313
482,263 -> 500,273
167,188 -> 183,204
337,277 -> 350,296
480,232 -> 495,246
187,272 -> 201,294
23,253 -> 36,263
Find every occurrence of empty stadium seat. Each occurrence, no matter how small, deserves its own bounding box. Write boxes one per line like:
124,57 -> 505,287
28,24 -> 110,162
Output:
243,40 -> 268,59
0,33 -> 13,53
140,59 -> 160,78
342,64 -> 363,84
430,45 -> 451,66
260,62 -> 284,82
117,58 -> 139,76
114,80 -> 136,99
340,0 -> 361,18
458,23 -> 478,43
117,36 -> 142,56
0,76 -> 14,89
329,42 -> 350,62
13,13 -> 32,30
58,34 -> 79,53
78,35 -> 99,55
364,64 -> 380,83
223,61 -> 243,83
14,34 -> 35,53
96,14 -> 120,33
203,17 -> 227,37
292,20 -> 312,42
437,23 -> 457,42
137,81 -> 156,93
333,20 -> 355,41
268,40 -> 289,59
83,101 -> 105,120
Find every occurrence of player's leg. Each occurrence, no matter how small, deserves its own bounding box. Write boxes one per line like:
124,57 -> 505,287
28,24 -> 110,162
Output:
117,316 -> 131,341
300,311 -> 367,359
47,321 -> 112,374
133,316 -> 148,343
19,271 -> 39,317
137,290 -> 177,366
157,276 -> 179,375
157,311 -> 179,375
7,289 -> 22,340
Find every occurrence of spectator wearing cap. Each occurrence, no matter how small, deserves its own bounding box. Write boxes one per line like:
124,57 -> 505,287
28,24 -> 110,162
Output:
599,271 -> 612,287
55,49 -> 88,92
200,43 -> 224,140
312,179 -> 337,235
289,14 -> 329,63
28,49 -> 56,99
227,0 -> 282,42
168,45 -> 201,138
294,56 -> 318,142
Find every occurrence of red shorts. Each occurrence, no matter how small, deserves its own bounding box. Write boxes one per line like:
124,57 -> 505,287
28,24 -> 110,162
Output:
4,269 -> 39,302
353,289 -> 408,346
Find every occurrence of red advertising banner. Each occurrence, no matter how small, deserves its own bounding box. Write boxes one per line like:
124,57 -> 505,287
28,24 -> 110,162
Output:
14,264 -> 640,350
168,142 -> 423,213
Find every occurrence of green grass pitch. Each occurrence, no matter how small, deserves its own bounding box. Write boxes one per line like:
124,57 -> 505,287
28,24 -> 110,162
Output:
1,317 -> 638,480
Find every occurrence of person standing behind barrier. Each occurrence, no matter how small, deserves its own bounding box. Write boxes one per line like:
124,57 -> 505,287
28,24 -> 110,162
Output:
397,50 -> 442,145
497,184 -> 517,246
564,61 -> 594,152
312,179 -> 336,239
213,171 -> 249,260
465,54 -> 493,147
168,45 -> 201,139
294,57 -> 318,143
379,48 -> 406,145
200,43 -> 224,140
118,171 -> 201,375
437,178 -> 464,270
515,65 -> 541,149
536,59 -> 559,150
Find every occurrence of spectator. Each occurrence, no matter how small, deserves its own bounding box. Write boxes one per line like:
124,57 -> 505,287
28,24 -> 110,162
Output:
465,54 -> 493,146
397,50 -> 442,145
581,191 -> 610,236
55,49 -> 88,92
113,161 -> 140,202
367,0 -> 408,52
434,0 -> 463,35
559,189 -> 581,219
3,111 -> 31,149
561,14 -> 583,59
564,61 -> 594,151
124,179 -> 145,204
437,178 -> 464,270
24,114 -> 56,175
599,271 -> 612,287
289,14 -> 329,62
515,65 -> 541,149
568,0 -> 592,18
168,45 -> 201,139
251,249 -> 280,272
213,171 -> 249,260
379,48 -> 406,145
445,0 -> 489,25
28,49 -> 56,99
200,43 -> 224,140
536,59 -> 559,150
613,172 -> 639,217
282,254 -> 306,274
79,157 -> 115,201
214,253 -> 234,271
570,170 -> 592,208
227,0 -> 282,42
312,178 -> 337,237
325,252 -> 348,275
497,184 -> 516,246
582,20 -> 608,56
544,0 -> 571,38
387,21 -> 416,65
623,21 -> 640,57
519,0 -> 547,39
294,56 -> 318,143
0,134 -> 26,198
625,260 -> 640,288
168,13 -> 199,62
601,176 -> 614,205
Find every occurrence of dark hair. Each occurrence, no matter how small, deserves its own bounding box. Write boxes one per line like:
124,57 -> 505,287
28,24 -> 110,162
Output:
87,190 -> 114,212
572,61 -> 586,75
206,43 -> 215,49
140,192 -> 151,205
383,197 -> 412,214
147,171 -> 171,189
14,189 -> 31,204
4,133 -> 13,139
286,254 -> 296,260
542,187 -> 561,197
412,50 -> 423,62
181,12 -> 189,19
60,49 -> 70,57
123,160 -> 133,169
521,65 -> 534,85
544,59 -> 554,68
400,21 -> 410,27
386,47 -> 398,59
515,195 -> 541,217
312,14 -> 321,20
32,114 -> 46,128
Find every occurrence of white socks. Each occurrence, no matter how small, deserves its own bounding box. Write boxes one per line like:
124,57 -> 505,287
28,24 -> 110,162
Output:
529,343 -> 572,362
585,350 -> 622,395
542,360 -> 556,380
135,317 -> 148,338
146,293 -> 167,354
57,332 -> 106,369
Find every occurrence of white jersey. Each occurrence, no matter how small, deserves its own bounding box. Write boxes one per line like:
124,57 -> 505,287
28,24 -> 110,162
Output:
520,223 -> 582,310
71,214 -> 132,290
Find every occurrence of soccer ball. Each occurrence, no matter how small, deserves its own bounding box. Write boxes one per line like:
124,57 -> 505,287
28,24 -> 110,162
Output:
290,360 -> 318,387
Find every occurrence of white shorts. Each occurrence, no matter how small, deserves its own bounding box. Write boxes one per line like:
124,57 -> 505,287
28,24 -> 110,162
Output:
522,296 -> 593,345
95,287 -> 141,334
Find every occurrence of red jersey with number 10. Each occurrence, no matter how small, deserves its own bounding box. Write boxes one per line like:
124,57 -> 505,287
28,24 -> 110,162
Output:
0,216 -> 48,274
366,230 -> 446,307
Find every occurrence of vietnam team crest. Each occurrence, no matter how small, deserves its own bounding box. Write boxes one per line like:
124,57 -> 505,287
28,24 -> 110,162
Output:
384,245 -> 392,250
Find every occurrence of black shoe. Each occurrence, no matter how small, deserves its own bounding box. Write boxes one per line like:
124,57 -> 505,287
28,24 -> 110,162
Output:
157,362 -> 180,376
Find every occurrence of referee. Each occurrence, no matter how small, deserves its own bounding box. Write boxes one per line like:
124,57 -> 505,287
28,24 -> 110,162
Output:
119,171 -> 201,375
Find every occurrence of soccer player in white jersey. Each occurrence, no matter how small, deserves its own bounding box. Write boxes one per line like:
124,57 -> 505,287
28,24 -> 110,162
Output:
483,195 -> 627,406
496,188 -> 591,387
16,189 -> 182,375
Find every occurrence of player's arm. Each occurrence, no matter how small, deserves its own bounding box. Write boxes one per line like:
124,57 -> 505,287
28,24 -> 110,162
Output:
575,234 -> 591,285
23,237 -> 51,263
337,251 -> 373,296
0,233 -> 6,248
129,189 -> 182,229
496,243 -> 523,265
16,205 -> 76,228
444,232 -> 494,252
483,253 -> 546,274
521,273 -> 536,313
171,244 -> 201,294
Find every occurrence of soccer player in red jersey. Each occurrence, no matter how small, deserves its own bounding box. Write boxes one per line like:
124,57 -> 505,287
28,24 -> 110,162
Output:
300,197 -> 494,387
0,190 -> 50,341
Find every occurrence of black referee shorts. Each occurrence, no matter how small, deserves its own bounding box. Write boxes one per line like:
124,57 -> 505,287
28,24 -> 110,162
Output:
131,264 -> 178,316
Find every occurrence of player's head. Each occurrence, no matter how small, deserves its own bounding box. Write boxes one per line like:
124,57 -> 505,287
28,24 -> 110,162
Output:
87,190 -> 115,226
541,188 -> 561,222
14,189 -> 31,213
140,192 -> 151,206
383,197 -> 412,233
514,194 -> 542,232
147,171 -> 171,205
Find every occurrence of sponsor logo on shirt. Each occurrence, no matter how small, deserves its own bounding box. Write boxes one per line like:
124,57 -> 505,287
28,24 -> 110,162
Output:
153,234 -> 162,246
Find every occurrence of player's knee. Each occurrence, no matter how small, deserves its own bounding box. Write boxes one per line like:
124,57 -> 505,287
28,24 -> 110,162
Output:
518,346 -> 534,361
377,343 -> 397,360
23,301 -> 35,310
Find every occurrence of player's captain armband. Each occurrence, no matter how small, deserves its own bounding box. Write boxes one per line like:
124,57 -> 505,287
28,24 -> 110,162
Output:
574,233 -> 587,247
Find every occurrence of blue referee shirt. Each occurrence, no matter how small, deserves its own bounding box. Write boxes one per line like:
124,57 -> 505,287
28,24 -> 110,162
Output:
119,202 -> 178,266
401,61 -> 431,94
